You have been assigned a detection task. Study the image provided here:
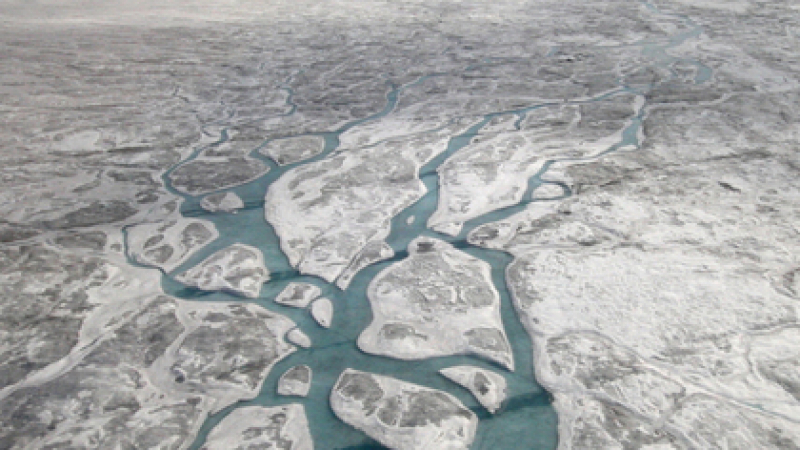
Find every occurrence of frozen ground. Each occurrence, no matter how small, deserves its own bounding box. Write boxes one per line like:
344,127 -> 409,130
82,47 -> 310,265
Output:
1,0 -> 799,448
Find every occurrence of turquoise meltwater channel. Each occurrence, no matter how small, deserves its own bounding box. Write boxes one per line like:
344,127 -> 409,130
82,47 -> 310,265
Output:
120,3 -> 711,447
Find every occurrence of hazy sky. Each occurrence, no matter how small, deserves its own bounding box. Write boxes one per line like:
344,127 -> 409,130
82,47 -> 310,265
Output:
0,0 -> 303,25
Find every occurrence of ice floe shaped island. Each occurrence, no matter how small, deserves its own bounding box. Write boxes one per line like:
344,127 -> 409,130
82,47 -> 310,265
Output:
286,328 -> 312,349
440,366 -> 508,414
277,364 -> 313,397
275,282 -> 321,308
358,236 -> 514,370
309,297 -> 333,328
200,191 -> 244,213
331,369 -> 477,450
175,243 -> 269,298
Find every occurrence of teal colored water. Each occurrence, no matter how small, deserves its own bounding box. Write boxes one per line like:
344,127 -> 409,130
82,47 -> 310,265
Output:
119,3 -> 711,448
160,77 -> 563,449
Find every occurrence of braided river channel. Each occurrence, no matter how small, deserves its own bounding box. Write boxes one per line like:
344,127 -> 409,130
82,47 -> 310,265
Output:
121,2 -> 711,447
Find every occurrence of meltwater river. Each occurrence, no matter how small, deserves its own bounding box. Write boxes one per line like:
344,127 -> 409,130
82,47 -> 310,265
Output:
124,3 -> 711,447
